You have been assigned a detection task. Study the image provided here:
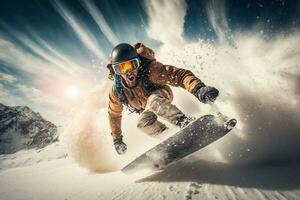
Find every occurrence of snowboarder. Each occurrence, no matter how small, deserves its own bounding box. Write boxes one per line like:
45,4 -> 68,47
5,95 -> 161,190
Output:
107,43 -> 219,155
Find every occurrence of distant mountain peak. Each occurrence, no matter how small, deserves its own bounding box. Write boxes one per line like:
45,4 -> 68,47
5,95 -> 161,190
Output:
0,103 -> 58,154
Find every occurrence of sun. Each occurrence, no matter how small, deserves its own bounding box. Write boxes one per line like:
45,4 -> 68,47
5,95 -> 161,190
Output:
66,85 -> 80,99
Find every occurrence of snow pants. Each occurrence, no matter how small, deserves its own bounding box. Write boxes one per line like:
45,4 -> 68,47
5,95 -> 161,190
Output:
136,90 -> 186,136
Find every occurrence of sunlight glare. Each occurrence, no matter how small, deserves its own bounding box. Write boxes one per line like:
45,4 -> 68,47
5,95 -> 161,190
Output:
67,85 -> 80,99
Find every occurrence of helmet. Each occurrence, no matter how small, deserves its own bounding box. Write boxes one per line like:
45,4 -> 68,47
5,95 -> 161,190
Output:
111,43 -> 138,65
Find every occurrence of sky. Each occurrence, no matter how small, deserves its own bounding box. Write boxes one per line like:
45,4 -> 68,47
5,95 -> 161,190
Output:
0,0 -> 299,125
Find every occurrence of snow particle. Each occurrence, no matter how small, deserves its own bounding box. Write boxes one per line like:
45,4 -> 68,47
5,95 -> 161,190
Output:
168,185 -> 174,191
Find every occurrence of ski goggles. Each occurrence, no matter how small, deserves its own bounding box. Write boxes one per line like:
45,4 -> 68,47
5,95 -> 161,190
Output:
112,58 -> 140,75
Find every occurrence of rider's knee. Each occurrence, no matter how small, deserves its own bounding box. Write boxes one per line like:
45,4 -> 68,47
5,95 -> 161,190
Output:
137,111 -> 167,136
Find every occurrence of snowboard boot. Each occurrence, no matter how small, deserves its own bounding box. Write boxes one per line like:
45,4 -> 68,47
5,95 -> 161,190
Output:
175,115 -> 196,129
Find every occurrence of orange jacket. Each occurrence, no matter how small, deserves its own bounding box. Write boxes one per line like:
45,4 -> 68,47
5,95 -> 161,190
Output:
107,44 -> 205,140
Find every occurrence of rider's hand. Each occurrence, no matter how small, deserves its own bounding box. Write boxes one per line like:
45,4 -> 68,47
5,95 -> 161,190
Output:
194,85 -> 219,104
113,138 -> 127,155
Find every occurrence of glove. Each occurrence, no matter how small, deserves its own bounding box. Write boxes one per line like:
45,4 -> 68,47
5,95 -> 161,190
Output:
113,138 -> 127,155
193,84 -> 219,104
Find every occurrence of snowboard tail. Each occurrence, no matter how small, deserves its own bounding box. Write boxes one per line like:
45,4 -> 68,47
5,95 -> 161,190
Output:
122,114 -> 236,174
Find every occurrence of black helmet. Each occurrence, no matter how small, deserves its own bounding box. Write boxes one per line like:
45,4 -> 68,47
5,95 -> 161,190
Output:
111,43 -> 138,64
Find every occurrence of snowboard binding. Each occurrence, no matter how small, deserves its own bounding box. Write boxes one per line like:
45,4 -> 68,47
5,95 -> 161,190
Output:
217,112 -> 237,130
224,118 -> 237,130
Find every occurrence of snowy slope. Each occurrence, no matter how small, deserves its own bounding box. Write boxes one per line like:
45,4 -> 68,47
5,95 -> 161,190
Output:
0,141 -> 67,170
0,156 -> 300,200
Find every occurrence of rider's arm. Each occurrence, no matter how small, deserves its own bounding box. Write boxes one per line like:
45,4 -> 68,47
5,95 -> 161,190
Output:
108,86 -> 124,140
148,61 -> 205,93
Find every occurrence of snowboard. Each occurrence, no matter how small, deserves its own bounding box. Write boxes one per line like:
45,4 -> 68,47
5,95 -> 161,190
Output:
122,114 -> 237,175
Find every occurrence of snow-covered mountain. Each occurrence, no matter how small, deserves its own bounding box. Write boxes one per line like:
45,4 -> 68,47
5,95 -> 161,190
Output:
0,103 -> 58,154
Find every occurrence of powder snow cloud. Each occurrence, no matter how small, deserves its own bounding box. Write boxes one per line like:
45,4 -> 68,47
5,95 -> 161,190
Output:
145,0 -> 300,164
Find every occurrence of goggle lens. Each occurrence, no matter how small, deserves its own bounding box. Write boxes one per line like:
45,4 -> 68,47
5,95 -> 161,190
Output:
120,61 -> 134,74
113,58 -> 140,75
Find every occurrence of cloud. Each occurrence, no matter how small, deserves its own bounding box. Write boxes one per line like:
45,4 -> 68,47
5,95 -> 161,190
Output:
0,82 -> 41,109
81,0 -> 119,46
1,22 -> 96,76
0,72 -> 17,83
0,1 -> 109,124
27,32 -> 88,75
52,0 -> 105,59
0,34 -> 100,124
17,34 -> 78,76
144,0 -> 187,46
206,0 -> 230,43
15,84 -> 47,104
0,37 -> 59,77
0,83 -> 5,97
